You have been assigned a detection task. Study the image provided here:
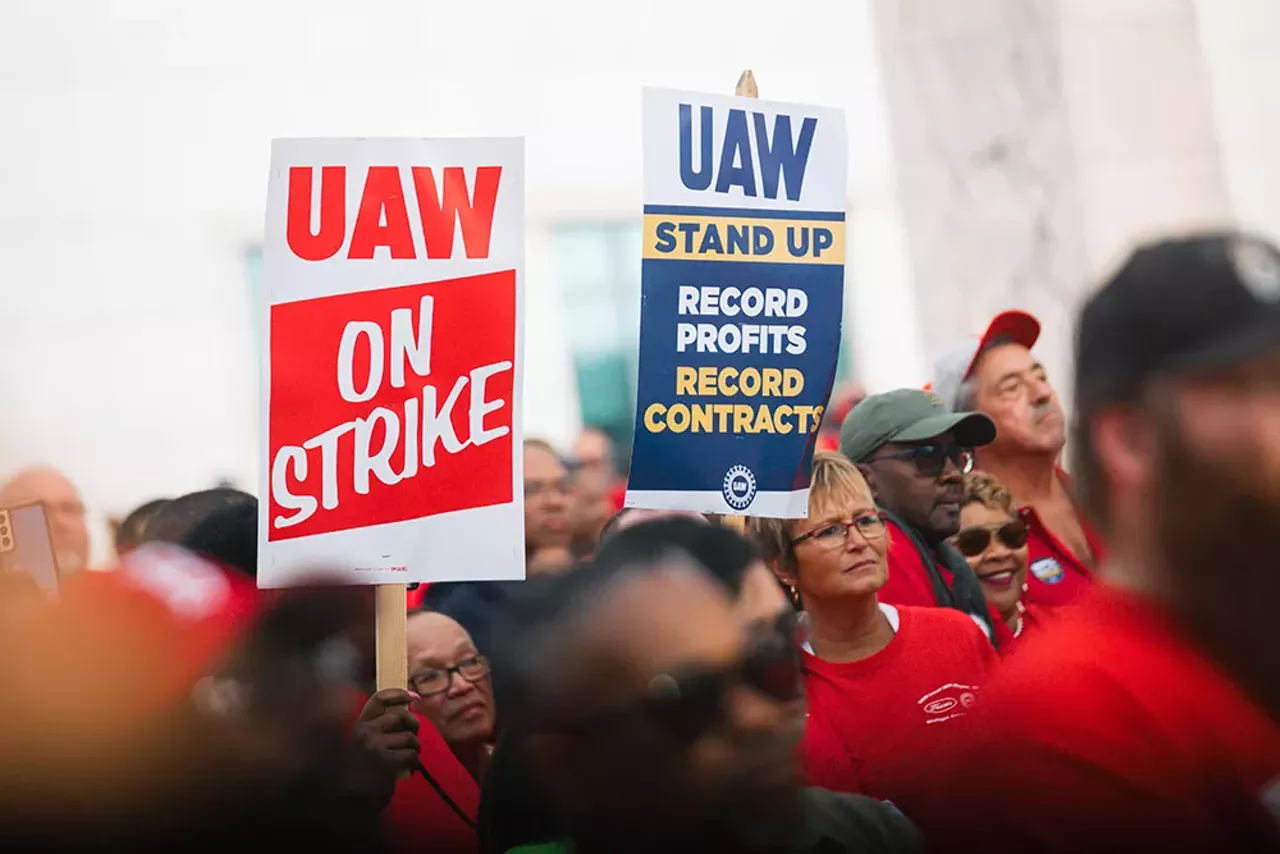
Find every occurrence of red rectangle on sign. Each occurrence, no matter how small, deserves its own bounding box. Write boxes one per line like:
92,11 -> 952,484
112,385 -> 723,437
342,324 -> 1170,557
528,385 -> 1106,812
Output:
267,270 -> 516,542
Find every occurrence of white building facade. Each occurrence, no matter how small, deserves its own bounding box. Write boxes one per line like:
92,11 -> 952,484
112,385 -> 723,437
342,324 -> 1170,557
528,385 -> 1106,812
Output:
1,0 -> 1277,558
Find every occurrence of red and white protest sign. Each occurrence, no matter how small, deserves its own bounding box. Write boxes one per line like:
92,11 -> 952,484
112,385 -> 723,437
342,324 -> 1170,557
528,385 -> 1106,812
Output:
257,138 -> 525,588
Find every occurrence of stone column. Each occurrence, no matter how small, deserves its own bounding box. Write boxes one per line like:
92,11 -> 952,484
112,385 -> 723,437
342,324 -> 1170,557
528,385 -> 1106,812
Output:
870,0 -> 1233,416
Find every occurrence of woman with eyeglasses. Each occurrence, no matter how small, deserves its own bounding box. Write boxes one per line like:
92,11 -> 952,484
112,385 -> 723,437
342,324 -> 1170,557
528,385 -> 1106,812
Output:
748,452 -> 998,821
951,471 -> 1045,645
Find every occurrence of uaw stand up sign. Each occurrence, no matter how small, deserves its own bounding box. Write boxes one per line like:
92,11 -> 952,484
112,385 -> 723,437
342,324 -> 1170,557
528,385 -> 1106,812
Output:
626,87 -> 848,518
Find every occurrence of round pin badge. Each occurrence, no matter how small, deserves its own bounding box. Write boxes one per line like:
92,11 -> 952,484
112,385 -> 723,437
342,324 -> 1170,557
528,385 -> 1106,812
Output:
1229,237 -> 1280,303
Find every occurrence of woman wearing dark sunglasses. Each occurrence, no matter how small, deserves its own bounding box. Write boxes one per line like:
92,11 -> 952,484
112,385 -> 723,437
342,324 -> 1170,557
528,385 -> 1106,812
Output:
748,452 -> 998,825
950,472 -> 1045,645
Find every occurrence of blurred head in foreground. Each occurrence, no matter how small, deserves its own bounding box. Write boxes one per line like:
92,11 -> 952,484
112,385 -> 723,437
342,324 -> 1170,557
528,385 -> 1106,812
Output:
492,553 -> 805,848
598,507 -> 708,541
113,497 -> 171,555
143,488 -> 257,578
0,466 -> 89,577
0,543 -> 370,845
595,515 -> 789,629
1073,231 -> 1280,717
141,488 -> 375,691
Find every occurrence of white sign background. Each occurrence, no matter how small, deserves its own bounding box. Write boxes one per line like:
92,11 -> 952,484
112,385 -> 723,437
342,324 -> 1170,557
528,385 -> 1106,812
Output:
257,137 -> 526,588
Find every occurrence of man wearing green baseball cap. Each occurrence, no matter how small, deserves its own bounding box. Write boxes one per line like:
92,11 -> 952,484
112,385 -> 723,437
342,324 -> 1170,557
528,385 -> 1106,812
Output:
839,389 -> 999,641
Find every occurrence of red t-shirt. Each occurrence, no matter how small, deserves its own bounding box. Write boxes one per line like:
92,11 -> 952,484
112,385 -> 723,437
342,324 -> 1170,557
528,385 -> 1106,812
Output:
384,710 -> 481,853
800,603 -> 999,820
918,586 -> 1280,853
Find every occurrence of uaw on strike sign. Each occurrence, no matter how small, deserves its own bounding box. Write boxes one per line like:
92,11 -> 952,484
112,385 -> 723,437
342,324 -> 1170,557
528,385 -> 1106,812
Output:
626,89 -> 847,518
257,138 -> 525,588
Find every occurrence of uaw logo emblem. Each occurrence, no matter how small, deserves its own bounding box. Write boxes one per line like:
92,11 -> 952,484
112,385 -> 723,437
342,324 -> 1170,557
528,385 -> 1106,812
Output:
722,465 -> 758,512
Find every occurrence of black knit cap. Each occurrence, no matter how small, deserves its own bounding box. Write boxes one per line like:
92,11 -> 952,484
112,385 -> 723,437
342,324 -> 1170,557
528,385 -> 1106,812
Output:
1075,231 -> 1280,408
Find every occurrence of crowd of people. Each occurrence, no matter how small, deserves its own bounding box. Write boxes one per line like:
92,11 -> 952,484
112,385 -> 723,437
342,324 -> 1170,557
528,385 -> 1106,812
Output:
0,231 -> 1278,852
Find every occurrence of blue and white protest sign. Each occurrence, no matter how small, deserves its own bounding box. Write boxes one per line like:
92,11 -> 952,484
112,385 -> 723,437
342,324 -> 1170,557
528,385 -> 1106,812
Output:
625,87 -> 847,517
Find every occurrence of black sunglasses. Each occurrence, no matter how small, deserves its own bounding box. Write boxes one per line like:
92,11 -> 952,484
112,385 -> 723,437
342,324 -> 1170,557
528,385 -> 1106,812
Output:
560,627 -> 803,745
871,444 -> 974,478
952,519 -> 1029,557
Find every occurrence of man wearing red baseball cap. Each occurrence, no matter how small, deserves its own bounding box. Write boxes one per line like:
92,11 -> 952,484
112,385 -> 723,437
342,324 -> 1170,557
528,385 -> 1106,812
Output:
931,309 -> 1103,608
920,232 -> 1280,852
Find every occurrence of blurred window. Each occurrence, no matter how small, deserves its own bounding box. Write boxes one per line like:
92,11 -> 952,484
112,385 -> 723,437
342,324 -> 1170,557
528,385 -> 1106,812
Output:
550,223 -> 642,467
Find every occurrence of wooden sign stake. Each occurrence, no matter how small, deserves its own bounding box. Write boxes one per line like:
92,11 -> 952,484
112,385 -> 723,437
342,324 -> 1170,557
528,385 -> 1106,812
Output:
375,583 -> 408,691
723,68 -> 759,536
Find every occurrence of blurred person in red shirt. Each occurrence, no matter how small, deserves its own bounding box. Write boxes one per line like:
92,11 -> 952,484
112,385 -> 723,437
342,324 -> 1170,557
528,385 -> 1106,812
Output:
406,610 -> 496,782
949,470 -> 1045,648
931,311 -> 1103,607
748,451 -> 997,821
0,466 -> 89,577
920,233 -> 1280,853
0,542 -> 386,849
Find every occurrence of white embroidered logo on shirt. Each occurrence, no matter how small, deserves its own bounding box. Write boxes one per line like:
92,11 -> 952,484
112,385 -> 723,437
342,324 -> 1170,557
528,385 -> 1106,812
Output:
919,683 -> 979,724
